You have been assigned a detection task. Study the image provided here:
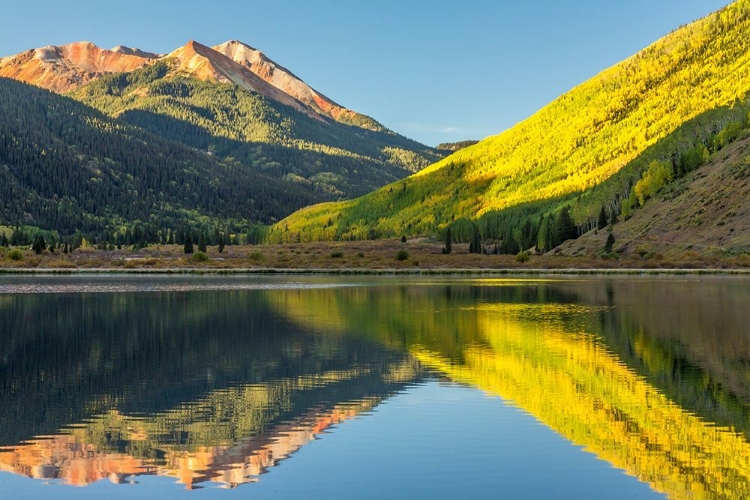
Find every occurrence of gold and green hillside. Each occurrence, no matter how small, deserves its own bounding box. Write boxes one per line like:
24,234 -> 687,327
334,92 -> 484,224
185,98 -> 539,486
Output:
273,0 -> 750,243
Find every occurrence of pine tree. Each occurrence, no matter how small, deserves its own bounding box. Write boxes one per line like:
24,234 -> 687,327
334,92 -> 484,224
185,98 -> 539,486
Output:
444,228 -> 452,255
469,225 -> 482,254
32,235 -> 47,255
218,235 -> 225,254
605,232 -> 616,253
553,207 -> 577,247
198,233 -> 207,253
598,207 -> 608,230
184,235 -> 194,254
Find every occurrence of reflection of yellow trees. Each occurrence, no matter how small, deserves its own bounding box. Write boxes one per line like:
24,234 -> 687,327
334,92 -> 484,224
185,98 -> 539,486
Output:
413,303 -> 750,500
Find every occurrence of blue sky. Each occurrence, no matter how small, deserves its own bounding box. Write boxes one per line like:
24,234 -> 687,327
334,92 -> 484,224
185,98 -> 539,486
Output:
0,0 -> 733,146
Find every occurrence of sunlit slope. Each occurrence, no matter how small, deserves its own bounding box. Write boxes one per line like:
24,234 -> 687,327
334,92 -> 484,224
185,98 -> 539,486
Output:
72,60 -> 444,201
563,130 -> 750,256
275,0 -> 750,241
416,304 -> 750,500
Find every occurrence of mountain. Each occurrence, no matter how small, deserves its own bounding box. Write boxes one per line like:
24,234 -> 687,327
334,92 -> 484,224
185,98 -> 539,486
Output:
436,140 -> 479,152
213,40 -> 382,130
0,41 -> 155,92
165,40 -> 318,118
272,0 -> 750,244
0,39 -> 445,234
560,128 -> 750,257
0,77 -> 316,237
70,42 -> 444,199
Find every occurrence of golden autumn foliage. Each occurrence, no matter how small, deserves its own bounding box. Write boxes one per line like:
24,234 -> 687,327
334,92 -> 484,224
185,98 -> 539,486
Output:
274,0 -> 750,242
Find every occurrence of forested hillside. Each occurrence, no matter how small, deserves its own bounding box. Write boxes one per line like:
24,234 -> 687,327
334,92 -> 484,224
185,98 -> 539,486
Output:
273,0 -> 750,245
71,59 -> 444,199
0,77 -> 316,240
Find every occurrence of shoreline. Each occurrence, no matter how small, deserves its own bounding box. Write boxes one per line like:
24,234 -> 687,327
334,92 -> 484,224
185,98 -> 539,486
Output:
1,267 -> 750,276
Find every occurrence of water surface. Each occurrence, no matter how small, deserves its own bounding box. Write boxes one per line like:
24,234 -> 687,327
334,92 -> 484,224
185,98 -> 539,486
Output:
1,274 -> 749,499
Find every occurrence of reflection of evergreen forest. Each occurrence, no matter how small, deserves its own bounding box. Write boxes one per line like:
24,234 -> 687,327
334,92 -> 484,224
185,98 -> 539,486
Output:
0,287 -> 421,451
2,277 -> 750,495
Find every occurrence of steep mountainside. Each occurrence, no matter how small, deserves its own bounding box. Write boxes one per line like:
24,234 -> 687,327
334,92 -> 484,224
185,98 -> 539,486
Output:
213,40 -> 383,130
72,51 -> 443,198
0,77 -> 316,236
165,40 -> 317,118
0,39 -> 444,225
561,132 -> 750,257
273,0 -> 750,242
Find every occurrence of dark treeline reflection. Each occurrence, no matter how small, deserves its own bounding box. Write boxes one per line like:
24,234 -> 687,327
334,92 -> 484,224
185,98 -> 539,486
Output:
0,288 -> 420,449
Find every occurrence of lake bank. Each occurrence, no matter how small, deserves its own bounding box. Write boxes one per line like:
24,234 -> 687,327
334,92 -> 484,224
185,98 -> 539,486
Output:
1,239 -> 749,273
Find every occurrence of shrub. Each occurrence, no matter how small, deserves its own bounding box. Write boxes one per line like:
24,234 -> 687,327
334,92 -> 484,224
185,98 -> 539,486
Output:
356,252 -> 365,258
192,251 -> 209,263
396,250 -> 409,261
330,251 -> 344,258
7,249 -> 23,261
248,252 -> 264,261
516,251 -> 531,263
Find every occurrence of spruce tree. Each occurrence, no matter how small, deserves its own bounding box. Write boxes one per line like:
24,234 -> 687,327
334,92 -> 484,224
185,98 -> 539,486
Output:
198,233 -> 207,253
605,232 -> 616,253
444,228 -> 452,255
598,207 -> 608,230
32,235 -> 46,255
553,207 -> 577,247
470,225 -> 482,254
184,235 -> 194,254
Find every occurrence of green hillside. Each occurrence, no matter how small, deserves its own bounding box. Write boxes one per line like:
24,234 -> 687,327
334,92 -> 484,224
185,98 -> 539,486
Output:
0,77 -> 316,239
273,0 -> 750,243
71,62 -> 445,200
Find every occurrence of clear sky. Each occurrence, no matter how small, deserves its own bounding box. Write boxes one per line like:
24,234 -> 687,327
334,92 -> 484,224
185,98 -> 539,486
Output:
0,0 -> 734,146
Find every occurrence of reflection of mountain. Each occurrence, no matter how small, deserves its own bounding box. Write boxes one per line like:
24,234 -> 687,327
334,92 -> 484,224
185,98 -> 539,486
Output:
0,363 -> 416,488
4,277 -> 750,496
268,278 -> 750,499
0,285 -> 422,488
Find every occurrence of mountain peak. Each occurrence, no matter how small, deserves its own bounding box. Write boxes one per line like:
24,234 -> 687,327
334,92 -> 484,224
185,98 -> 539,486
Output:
165,40 -> 318,119
212,40 -> 365,125
111,45 -> 160,59
0,41 -> 153,92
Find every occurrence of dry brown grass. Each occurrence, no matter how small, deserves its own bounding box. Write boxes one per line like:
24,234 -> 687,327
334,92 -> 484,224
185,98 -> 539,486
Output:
0,238 -> 748,273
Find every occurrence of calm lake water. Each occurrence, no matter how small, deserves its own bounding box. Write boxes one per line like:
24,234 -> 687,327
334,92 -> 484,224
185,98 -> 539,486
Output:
1,274 -> 749,499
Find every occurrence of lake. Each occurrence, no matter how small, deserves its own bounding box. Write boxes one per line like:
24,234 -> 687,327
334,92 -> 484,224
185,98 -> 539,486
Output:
1,274 -> 749,499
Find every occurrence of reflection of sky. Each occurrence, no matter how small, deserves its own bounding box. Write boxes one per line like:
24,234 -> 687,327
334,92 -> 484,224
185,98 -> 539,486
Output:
0,381 -> 661,499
